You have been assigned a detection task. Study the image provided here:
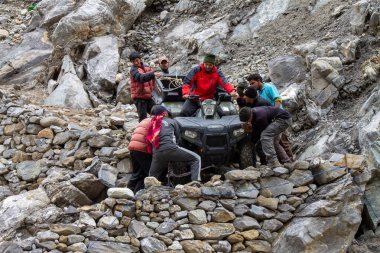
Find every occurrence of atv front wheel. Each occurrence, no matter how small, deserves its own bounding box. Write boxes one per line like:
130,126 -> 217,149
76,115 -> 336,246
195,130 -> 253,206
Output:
238,139 -> 254,169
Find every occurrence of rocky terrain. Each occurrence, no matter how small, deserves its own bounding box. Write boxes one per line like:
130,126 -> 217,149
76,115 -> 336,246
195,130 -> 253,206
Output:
0,0 -> 379,252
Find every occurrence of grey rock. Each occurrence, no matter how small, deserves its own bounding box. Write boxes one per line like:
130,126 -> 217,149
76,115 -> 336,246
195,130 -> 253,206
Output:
0,29 -> 52,86
201,183 -> 236,198
260,177 -> 294,197
83,35 -> 120,91
44,181 -> 93,207
40,116 -> 67,128
0,242 -> 23,253
116,79 -> 132,104
297,200 -> 343,217
80,212 -> 96,227
224,170 -> 261,181
233,204 -> 250,216
175,198 -> 199,210
70,173 -> 105,200
44,55 -> 92,108
0,186 -> 12,202
98,216 -> 119,229
16,160 -> 42,181
311,160 -> 347,185
174,229 -> 194,240
53,131 -> 71,145
67,242 -> 87,252
156,219 -> 177,234
107,187 -> 134,199
212,207 -> 236,223
87,241 -> 138,253
52,0 -> 146,47
235,182 -> 259,198
140,237 -> 167,253
67,234 -> 85,245
233,216 -> 260,231
128,220 -> 154,239
188,209 -> 207,224
191,223 -> 235,240
24,205 -> 64,225
212,240 -> 232,253
268,55 -> 306,87
197,200 -> 217,211
37,231 -> 59,242
0,188 -> 50,241
288,170 -> 313,187
98,163 -> 118,187
275,211 -> 294,223
350,0 -> 370,35
88,135 -> 114,147
248,205 -> 276,220
38,0 -> 75,27
262,219 -> 284,232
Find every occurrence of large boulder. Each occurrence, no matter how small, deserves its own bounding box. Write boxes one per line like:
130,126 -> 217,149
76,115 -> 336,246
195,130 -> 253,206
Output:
350,0 -> 370,35
0,29 -> 52,86
83,35 -> 120,92
268,55 -> 306,87
272,175 -> 362,253
37,0 -> 75,28
44,55 -> 93,108
165,19 -> 229,59
310,57 -> 345,108
52,0 -> 147,47
0,188 -> 50,241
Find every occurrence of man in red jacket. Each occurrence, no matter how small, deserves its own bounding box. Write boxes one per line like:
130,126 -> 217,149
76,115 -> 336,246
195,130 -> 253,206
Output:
180,54 -> 237,116
127,117 -> 152,193
129,52 -> 161,122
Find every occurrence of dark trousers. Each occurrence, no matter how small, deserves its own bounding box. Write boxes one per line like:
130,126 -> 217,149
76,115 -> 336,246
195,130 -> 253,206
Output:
134,99 -> 155,122
180,99 -> 224,117
127,151 -> 152,193
253,141 -> 267,166
280,131 -> 294,161
261,118 -> 292,163
180,99 -> 199,117
150,147 -> 201,182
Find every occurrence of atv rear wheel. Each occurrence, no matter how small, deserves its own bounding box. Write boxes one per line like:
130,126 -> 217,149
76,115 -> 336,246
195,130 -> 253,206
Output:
238,139 -> 254,169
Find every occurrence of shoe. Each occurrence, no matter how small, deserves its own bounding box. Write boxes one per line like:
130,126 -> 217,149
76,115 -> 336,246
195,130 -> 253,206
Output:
267,159 -> 282,169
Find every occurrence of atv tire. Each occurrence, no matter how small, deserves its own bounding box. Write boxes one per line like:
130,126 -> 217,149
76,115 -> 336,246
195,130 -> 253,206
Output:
238,139 -> 254,169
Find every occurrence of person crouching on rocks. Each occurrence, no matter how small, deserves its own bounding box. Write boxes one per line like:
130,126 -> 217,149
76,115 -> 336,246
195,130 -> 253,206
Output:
127,117 -> 152,193
146,105 -> 201,184
239,106 -> 292,168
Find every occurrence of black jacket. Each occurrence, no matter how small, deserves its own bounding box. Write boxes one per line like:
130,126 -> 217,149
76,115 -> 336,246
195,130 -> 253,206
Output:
153,118 -> 180,153
250,106 -> 291,143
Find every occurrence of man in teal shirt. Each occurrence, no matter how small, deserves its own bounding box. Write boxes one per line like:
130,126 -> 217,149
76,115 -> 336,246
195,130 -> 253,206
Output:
247,74 -> 283,108
246,73 -> 294,163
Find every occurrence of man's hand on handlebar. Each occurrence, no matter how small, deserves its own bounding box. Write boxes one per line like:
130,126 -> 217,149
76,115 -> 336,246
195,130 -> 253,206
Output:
183,94 -> 189,99
230,91 -> 237,98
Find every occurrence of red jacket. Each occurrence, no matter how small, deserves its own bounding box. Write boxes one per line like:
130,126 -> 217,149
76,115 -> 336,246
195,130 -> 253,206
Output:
127,118 -> 151,153
130,64 -> 155,100
182,64 -> 235,100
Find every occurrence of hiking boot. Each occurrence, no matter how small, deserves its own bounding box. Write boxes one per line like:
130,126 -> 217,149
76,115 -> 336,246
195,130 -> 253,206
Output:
267,159 -> 282,169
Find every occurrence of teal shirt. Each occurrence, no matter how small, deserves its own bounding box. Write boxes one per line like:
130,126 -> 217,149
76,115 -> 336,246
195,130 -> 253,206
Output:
259,82 -> 283,109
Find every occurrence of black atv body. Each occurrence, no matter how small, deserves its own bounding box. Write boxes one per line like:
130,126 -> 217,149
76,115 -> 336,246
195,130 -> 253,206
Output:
152,75 -> 253,182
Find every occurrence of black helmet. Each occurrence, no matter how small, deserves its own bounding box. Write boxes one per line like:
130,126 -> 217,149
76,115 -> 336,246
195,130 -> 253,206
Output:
129,52 -> 141,61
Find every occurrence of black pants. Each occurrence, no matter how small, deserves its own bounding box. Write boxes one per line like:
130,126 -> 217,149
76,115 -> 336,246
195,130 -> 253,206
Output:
127,151 -> 152,193
180,99 -> 224,117
180,99 -> 199,117
150,147 -> 201,182
253,141 -> 267,166
134,99 -> 155,122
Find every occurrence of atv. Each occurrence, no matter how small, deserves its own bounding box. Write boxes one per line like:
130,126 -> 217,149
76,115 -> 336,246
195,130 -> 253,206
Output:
152,75 -> 253,182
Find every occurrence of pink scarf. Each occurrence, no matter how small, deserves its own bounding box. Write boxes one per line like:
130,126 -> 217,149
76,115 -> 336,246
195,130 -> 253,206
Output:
146,113 -> 165,153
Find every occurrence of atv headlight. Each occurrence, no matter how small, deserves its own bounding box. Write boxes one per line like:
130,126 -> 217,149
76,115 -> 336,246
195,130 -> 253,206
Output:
184,130 -> 197,139
233,128 -> 245,137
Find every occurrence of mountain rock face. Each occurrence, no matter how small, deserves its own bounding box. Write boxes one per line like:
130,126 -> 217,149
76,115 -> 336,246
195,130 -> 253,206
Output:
0,0 -> 380,252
